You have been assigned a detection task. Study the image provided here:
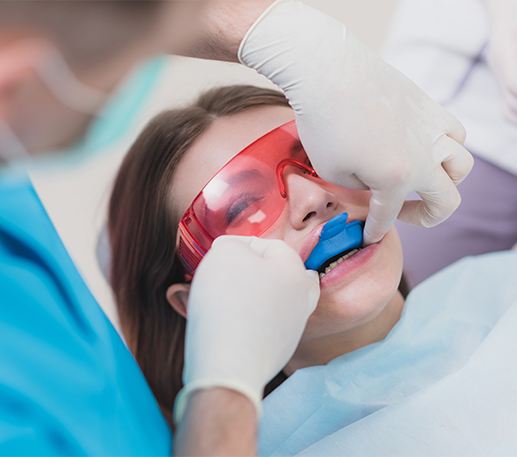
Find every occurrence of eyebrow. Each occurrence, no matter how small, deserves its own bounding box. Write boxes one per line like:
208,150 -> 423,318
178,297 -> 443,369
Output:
220,139 -> 304,189
226,168 -> 264,187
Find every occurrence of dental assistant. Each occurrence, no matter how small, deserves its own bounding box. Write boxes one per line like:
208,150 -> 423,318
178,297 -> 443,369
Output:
0,1 -> 473,456
381,0 -> 517,287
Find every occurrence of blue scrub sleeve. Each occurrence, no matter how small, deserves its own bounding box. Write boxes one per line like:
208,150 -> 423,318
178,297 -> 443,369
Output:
0,220 -> 171,456
0,278 -> 86,455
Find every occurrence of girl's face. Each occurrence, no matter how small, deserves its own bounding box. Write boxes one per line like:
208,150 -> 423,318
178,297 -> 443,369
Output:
171,105 -> 403,344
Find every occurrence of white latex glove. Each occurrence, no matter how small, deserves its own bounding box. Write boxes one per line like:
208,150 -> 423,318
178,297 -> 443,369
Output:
174,236 -> 320,423
486,0 -> 517,124
239,0 -> 474,244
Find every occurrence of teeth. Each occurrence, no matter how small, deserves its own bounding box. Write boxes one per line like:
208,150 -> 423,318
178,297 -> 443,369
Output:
318,248 -> 361,279
341,249 -> 358,261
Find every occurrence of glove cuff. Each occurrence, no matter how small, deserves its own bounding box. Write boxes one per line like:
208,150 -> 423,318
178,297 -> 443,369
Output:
173,379 -> 263,426
237,0 -> 289,65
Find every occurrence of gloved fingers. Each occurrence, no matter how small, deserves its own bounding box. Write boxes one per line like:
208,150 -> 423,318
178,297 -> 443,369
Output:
363,189 -> 405,245
243,238 -> 319,310
246,236 -> 278,256
209,234 -> 311,280
433,135 -> 474,185
306,269 -> 319,284
212,234 -> 278,252
214,235 -> 299,263
504,103 -> 517,125
249,236 -> 303,265
447,120 -> 467,145
502,83 -> 517,124
334,173 -> 370,191
311,164 -> 370,190
398,169 -> 462,227
211,234 -> 253,249
499,57 -> 517,116
439,110 -> 467,144
305,270 -> 321,313
210,235 -> 277,264
504,63 -> 517,101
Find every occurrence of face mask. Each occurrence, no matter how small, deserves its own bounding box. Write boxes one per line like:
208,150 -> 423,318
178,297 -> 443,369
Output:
0,49 -> 166,173
38,49 -> 108,115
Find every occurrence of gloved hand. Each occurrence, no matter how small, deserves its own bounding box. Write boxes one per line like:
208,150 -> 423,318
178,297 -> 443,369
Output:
485,0 -> 517,125
174,236 -> 320,424
239,0 -> 474,244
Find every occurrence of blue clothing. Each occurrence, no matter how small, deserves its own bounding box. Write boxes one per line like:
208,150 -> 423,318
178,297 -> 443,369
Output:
259,251 -> 517,456
0,173 -> 171,455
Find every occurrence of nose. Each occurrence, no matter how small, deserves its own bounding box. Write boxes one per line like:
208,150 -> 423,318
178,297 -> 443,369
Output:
284,172 -> 338,230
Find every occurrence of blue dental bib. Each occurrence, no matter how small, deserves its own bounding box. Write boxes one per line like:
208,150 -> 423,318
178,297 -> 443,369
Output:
305,213 -> 364,271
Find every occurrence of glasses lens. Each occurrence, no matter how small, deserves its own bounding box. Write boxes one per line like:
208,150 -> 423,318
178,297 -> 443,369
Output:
179,120 -> 309,273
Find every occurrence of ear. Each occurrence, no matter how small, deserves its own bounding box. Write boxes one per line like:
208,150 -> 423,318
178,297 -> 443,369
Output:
0,39 -> 48,115
166,283 -> 191,319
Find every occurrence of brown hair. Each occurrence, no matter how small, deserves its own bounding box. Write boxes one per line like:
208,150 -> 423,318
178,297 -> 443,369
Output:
108,85 -> 291,426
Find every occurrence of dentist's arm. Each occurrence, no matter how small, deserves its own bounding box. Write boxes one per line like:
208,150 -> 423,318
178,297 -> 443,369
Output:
173,237 -> 320,457
163,0 -> 275,62
175,389 -> 257,457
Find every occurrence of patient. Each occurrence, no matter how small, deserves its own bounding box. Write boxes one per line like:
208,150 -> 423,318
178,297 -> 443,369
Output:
108,85 -> 408,423
107,85 -> 517,453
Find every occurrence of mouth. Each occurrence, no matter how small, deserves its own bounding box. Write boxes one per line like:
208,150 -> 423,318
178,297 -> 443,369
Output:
316,246 -> 364,278
304,212 -> 364,275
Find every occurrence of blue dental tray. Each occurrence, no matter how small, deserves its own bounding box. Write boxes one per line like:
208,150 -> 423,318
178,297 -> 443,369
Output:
305,212 -> 364,271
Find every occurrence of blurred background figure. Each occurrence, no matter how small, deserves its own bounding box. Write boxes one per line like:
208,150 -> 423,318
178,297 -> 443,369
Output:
386,0 -> 517,287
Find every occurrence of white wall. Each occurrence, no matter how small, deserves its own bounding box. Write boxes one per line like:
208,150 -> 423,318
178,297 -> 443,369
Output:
30,0 -> 398,329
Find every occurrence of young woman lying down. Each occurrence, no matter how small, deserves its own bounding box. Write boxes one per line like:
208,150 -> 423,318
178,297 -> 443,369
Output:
106,85 -> 517,454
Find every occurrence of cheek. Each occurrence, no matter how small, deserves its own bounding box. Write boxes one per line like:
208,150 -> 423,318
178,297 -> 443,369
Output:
260,208 -> 291,241
304,229 -> 404,338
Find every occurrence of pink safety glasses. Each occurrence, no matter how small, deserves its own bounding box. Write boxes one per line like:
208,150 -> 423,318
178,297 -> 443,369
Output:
177,120 -> 319,276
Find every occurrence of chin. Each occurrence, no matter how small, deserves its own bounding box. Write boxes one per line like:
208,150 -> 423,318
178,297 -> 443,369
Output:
306,228 -> 404,337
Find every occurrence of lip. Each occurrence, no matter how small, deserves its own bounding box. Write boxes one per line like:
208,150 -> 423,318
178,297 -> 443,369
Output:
299,223 -> 324,263
299,215 -> 363,263
319,238 -> 382,290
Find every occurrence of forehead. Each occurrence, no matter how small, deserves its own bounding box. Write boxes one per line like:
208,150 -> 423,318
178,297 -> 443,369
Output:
171,105 -> 294,216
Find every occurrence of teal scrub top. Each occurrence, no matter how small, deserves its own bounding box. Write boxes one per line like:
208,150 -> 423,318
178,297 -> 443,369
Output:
0,173 -> 172,455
